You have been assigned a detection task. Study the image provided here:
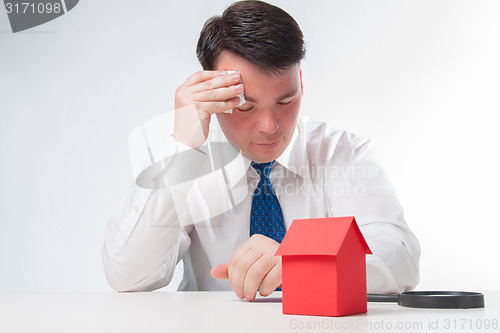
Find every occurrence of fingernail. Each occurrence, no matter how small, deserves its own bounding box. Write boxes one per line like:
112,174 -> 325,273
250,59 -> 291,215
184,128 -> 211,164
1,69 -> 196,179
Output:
235,83 -> 244,92
218,71 -> 227,76
231,72 -> 240,81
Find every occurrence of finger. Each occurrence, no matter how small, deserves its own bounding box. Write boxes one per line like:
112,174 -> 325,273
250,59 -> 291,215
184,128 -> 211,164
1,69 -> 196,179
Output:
227,235 -> 267,299
193,83 -> 244,103
190,71 -> 241,94
228,234 -> 265,263
258,260 -> 282,297
228,248 -> 262,300
193,97 -> 241,116
183,70 -> 227,87
211,263 -> 229,279
226,235 -> 262,283
231,253 -> 263,301
243,255 -> 278,301
228,249 -> 259,299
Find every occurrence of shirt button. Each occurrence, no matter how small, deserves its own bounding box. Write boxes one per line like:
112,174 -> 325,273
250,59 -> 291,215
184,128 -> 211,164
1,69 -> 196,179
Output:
134,205 -> 139,213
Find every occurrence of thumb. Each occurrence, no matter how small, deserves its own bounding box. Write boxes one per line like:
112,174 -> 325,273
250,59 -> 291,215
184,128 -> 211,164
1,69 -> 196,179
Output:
210,263 -> 229,279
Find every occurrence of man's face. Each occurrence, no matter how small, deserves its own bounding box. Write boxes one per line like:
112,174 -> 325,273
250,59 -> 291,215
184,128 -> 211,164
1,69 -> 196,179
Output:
215,51 -> 303,163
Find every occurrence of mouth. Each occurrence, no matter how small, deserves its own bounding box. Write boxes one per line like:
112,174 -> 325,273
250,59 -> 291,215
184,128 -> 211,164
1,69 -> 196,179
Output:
255,139 -> 281,149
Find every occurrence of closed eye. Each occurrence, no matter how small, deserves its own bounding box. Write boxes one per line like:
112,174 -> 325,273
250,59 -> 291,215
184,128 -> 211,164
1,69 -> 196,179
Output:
236,105 -> 254,112
277,98 -> 293,105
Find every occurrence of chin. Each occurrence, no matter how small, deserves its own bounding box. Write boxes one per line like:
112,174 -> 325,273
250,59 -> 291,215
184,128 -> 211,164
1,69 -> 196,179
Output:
249,148 -> 284,164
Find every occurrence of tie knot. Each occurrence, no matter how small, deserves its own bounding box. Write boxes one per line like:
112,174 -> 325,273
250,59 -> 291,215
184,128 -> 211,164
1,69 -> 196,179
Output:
251,161 -> 274,179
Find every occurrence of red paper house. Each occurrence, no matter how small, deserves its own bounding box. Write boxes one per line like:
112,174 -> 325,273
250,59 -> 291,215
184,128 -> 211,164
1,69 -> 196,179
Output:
275,216 -> 372,317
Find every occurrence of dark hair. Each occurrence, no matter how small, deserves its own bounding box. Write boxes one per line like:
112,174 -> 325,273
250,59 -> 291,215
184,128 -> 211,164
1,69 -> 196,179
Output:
196,0 -> 306,73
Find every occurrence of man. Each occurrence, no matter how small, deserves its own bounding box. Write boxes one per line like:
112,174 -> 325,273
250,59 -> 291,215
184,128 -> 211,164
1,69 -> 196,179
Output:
102,0 -> 420,302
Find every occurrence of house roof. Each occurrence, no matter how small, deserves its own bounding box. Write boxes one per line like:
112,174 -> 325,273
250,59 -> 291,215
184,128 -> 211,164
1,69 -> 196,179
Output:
275,216 -> 372,256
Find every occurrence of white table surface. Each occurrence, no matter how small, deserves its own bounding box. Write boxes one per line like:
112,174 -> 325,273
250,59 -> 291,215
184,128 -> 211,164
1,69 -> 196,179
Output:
0,291 -> 498,333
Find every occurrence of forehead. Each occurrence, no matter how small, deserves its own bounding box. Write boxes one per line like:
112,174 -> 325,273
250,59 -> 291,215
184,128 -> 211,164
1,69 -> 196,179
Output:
215,51 -> 300,98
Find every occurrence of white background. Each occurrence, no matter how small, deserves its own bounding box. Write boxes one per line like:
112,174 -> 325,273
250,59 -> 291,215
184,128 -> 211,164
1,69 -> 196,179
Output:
0,0 -> 498,292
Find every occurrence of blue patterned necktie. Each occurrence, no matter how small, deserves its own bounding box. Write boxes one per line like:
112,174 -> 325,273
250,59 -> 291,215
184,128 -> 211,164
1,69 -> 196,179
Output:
250,161 -> 287,243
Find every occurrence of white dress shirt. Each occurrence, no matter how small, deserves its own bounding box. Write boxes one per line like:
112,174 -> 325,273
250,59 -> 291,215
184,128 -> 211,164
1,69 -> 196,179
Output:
102,112 -> 421,294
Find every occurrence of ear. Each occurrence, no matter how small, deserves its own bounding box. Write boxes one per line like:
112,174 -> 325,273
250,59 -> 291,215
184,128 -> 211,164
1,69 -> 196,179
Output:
299,64 -> 304,96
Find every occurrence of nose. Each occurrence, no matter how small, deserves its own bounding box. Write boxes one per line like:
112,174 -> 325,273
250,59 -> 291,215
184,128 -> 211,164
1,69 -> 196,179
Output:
255,108 -> 278,134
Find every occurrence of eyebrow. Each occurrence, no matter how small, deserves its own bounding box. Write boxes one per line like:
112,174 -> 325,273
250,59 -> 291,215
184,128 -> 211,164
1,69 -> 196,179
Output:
244,88 -> 300,103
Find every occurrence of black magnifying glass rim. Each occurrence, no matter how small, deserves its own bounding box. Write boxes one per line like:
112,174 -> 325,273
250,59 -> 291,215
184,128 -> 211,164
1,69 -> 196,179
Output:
367,291 -> 485,309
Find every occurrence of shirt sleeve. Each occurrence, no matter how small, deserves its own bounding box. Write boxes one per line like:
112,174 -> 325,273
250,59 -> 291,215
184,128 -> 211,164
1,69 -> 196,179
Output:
102,110 -> 195,292
325,133 -> 421,293
101,183 -> 193,292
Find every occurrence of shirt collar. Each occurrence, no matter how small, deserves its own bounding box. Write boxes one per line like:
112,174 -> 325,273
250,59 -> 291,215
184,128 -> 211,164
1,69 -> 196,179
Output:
275,121 -> 309,178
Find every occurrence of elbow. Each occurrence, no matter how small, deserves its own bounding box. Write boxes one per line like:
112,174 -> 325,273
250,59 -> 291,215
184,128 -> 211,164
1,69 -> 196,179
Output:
395,238 -> 421,291
366,236 -> 421,293
101,244 -> 173,292
101,245 -> 150,292
102,246 -> 138,292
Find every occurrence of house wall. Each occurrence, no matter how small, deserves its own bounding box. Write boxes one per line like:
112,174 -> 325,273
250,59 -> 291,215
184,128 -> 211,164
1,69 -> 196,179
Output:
282,255 -> 339,316
336,228 -> 368,315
